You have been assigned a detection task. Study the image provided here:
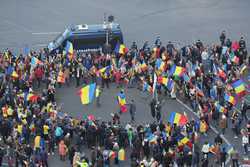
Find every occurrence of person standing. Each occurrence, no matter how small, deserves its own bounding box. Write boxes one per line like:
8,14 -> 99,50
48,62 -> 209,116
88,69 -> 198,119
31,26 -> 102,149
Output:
231,148 -> 239,167
201,142 -> 209,159
242,133 -> 249,155
95,85 -> 101,107
220,31 -> 226,46
150,99 -> 156,119
219,114 -> 227,134
155,101 -> 162,122
69,146 -> 76,166
75,65 -> 81,87
220,147 -> 227,167
129,100 -> 136,122
58,140 -> 67,161
241,100 -> 249,122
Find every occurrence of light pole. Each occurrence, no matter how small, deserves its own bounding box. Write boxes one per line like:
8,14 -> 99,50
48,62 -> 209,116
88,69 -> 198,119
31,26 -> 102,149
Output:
104,14 -> 114,45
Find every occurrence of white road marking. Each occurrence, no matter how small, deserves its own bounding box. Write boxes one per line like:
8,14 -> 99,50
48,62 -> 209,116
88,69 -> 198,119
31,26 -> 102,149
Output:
32,43 -> 47,47
31,32 -> 61,35
2,19 -> 32,32
175,97 -> 232,165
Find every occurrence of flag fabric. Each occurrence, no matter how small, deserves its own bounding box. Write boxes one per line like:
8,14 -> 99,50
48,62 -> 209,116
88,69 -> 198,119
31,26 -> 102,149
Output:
117,92 -> 127,112
65,41 -> 74,60
240,65 -> 247,75
178,136 -> 193,149
11,70 -> 19,78
140,61 -> 148,71
99,65 -> 111,74
169,64 -> 185,77
118,149 -> 125,161
214,102 -> 226,113
143,82 -> 153,94
168,112 -> 188,126
231,79 -> 246,97
57,71 -> 65,83
31,57 -> 42,67
27,93 -> 39,103
224,94 -> 236,106
65,41 -> 73,55
157,76 -> 174,91
24,92 -> 39,103
115,43 -> 128,55
109,151 -> 116,159
155,58 -> 166,71
78,83 -> 96,105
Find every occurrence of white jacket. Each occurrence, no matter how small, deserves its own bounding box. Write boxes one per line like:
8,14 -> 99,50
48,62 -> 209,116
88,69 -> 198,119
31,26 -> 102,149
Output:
242,135 -> 249,145
202,144 -> 210,153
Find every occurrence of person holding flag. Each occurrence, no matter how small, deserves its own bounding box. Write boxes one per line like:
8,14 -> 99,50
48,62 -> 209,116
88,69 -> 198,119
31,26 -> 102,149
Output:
128,99 -> 136,122
117,89 -> 127,114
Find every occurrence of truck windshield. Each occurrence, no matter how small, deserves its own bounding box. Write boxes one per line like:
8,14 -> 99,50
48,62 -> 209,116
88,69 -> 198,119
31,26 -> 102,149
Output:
54,28 -> 71,47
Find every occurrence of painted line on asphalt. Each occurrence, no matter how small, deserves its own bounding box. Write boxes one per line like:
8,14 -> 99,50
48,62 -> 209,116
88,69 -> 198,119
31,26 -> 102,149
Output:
2,19 -> 32,33
31,32 -> 61,35
175,98 -> 232,165
32,43 -> 47,47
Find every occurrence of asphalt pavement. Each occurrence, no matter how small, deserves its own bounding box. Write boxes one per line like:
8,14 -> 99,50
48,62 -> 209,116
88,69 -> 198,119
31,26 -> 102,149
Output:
1,0 -> 250,166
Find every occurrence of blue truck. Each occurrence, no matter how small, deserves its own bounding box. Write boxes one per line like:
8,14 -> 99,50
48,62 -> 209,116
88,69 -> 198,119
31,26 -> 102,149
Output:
48,23 -> 123,53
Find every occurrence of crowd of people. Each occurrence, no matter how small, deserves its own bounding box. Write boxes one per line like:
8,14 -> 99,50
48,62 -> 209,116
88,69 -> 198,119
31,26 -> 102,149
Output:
0,31 -> 249,167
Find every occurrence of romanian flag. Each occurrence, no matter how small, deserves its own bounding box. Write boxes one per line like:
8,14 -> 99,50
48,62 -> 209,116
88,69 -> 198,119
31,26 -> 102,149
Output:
99,65 -> 111,74
215,102 -> 226,113
168,112 -> 188,126
157,76 -> 174,91
155,58 -> 166,71
140,61 -> 147,71
31,57 -> 42,67
117,92 -> 127,112
115,43 -> 128,55
24,92 -> 39,103
65,41 -> 73,55
169,64 -> 185,77
178,136 -> 192,149
11,71 -> 19,78
232,79 -> 246,97
27,93 -> 39,103
109,151 -> 116,159
78,83 -> 96,105
224,94 -> 236,106
57,71 -> 65,83
143,82 -> 153,94
65,41 -> 74,60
